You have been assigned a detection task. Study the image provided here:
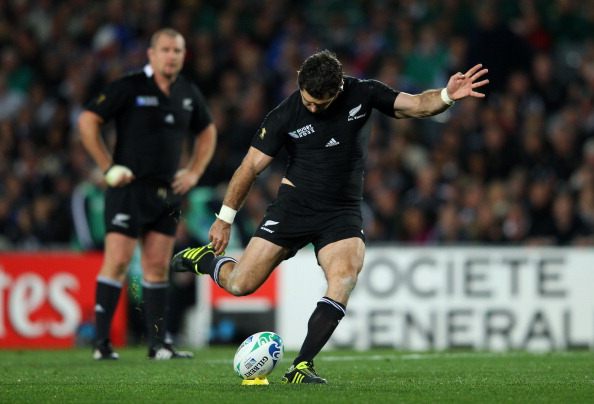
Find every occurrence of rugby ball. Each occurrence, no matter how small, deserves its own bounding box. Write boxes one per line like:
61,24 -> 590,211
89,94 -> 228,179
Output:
233,331 -> 284,379
104,164 -> 133,186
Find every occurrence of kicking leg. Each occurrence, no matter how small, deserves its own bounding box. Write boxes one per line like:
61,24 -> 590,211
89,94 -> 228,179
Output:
171,237 -> 289,296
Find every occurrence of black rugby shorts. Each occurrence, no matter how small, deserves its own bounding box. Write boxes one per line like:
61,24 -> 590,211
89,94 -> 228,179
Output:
104,180 -> 181,238
253,184 -> 365,259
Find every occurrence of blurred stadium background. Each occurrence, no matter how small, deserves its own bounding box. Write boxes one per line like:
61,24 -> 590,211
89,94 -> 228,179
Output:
2,0 -> 594,351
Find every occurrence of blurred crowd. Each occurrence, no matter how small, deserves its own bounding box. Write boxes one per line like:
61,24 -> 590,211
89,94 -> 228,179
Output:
2,0 -> 594,250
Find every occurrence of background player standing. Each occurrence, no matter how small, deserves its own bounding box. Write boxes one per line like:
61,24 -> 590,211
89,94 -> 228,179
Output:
172,50 -> 488,380
78,28 -> 216,360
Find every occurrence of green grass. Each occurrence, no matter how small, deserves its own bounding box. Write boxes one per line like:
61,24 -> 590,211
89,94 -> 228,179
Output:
1,348 -> 593,404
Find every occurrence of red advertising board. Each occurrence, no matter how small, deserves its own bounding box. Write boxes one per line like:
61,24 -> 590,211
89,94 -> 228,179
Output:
210,267 -> 278,309
0,253 -> 127,348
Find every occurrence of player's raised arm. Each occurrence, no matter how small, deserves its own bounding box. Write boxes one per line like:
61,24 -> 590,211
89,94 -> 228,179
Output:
209,146 -> 274,254
394,64 -> 489,119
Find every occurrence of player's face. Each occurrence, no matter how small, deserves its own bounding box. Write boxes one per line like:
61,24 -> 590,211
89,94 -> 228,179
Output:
300,89 -> 339,114
148,34 -> 186,79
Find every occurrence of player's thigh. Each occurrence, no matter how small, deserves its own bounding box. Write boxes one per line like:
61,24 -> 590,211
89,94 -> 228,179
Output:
229,236 -> 290,294
317,237 -> 365,286
101,232 -> 138,280
141,230 -> 176,281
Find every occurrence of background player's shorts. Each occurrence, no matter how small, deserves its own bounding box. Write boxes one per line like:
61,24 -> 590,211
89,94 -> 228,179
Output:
104,180 -> 182,238
253,183 -> 365,259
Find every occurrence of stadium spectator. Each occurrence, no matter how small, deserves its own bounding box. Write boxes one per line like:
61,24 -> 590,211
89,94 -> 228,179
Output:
0,0 -> 593,251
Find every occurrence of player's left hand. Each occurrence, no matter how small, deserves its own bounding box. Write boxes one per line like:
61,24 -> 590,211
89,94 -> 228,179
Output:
446,64 -> 489,101
172,168 -> 199,195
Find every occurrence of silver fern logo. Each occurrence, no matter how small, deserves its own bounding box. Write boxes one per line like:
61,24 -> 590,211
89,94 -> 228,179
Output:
260,220 -> 279,233
348,104 -> 365,121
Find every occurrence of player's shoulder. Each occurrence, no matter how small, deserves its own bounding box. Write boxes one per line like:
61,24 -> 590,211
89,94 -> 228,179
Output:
344,75 -> 385,91
268,91 -> 300,116
118,69 -> 147,84
174,73 -> 205,97
175,72 -> 197,88
106,69 -> 146,93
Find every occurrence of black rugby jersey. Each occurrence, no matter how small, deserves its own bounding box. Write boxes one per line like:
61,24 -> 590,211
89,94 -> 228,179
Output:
251,76 -> 398,204
86,65 -> 212,183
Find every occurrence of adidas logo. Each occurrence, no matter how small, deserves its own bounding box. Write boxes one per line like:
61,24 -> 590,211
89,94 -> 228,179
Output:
164,113 -> 175,124
325,138 -> 340,147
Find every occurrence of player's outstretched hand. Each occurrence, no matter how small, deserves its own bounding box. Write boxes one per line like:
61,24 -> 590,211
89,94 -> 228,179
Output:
446,64 -> 489,101
209,219 -> 231,255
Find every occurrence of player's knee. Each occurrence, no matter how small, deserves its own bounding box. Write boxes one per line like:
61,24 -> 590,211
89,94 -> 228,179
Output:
228,283 -> 257,297
226,277 -> 258,297
329,270 -> 359,295
143,257 -> 169,275
340,274 -> 359,294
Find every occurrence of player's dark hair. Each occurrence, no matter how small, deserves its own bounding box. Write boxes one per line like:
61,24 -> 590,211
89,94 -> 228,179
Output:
297,50 -> 343,99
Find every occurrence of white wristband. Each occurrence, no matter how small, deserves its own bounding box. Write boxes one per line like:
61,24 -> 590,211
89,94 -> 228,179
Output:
441,88 -> 455,105
216,205 -> 237,224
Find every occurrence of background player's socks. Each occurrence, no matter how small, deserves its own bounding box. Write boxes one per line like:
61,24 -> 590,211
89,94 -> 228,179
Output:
94,276 -> 122,343
142,280 -> 169,348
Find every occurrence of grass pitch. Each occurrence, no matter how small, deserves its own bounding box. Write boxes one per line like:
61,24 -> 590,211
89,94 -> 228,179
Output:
1,348 -> 593,404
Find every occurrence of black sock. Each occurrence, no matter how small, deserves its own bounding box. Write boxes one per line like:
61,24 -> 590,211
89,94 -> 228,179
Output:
294,297 -> 346,365
196,252 -> 215,275
94,276 -> 122,344
142,280 -> 169,348
210,256 -> 237,288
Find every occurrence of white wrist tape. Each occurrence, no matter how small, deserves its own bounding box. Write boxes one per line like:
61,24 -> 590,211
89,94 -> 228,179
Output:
441,88 -> 455,105
216,205 -> 237,224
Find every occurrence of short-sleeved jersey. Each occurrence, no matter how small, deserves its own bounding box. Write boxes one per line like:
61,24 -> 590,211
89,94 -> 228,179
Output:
251,76 -> 399,204
86,65 -> 212,184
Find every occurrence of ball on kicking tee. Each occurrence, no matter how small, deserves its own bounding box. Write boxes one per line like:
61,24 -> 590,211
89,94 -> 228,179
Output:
104,165 -> 133,186
233,331 -> 284,380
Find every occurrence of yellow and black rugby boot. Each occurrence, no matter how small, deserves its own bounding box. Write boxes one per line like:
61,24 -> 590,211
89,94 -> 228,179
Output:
281,361 -> 327,384
170,244 -> 216,275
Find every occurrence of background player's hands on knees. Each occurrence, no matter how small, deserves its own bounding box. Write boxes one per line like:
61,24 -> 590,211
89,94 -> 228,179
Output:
209,219 -> 231,255
172,168 -> 199,195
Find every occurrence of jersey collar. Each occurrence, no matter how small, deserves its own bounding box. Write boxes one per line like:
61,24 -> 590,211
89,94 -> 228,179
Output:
143,64 -> 180,89
143,64 -> 154,77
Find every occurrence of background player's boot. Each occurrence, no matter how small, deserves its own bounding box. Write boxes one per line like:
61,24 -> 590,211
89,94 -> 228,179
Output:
93,339 -> 120,360
148,342 -> 194,359
170,244 -> 216,275
281,361 -> 327,384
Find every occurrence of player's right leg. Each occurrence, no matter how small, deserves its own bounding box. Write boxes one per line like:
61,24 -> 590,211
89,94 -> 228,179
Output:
171,237 -> 288,296
93,232 -> 137,360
